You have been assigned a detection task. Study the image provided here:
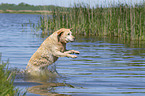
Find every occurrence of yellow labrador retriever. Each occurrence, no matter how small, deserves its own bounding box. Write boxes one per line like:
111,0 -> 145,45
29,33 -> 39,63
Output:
26,28 -> 79,76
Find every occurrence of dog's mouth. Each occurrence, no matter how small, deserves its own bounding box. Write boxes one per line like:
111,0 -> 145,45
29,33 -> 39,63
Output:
67,38 -> 75,42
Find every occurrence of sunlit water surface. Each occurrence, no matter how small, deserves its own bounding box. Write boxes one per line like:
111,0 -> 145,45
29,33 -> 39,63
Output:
0,13 -> 145,96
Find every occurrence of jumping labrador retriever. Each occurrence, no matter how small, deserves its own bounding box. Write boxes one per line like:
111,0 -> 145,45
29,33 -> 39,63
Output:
26,28 -> 80,76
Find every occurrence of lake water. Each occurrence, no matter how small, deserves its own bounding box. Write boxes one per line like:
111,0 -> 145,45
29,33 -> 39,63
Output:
1,13 -> 145,96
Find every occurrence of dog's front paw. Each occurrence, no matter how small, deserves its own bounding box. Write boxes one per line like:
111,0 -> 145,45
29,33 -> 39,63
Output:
74,51 -> 80,54
70,55 -> 77,58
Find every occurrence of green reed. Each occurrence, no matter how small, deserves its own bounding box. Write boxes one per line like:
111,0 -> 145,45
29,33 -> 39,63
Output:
0,53 -> 26,96
36,3 -> 145,40
0,55 -> 15,96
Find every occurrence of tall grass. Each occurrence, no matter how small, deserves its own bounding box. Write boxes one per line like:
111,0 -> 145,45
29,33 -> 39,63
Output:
0,53 -> 26,96
35,2 -> 145,40
0,54 -> 16,96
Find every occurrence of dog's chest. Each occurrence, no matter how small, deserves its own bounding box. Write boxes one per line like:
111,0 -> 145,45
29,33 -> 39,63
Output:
59,46 -> 65,52
58,44 -> 66,52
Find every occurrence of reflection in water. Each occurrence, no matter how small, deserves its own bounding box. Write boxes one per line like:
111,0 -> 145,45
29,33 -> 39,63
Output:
14,64 -> 72,96
1,13 -> 145,96
27,82 -> 71,96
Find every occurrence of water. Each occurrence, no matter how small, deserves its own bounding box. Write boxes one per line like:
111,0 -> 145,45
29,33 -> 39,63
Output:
1,13 -> 145,96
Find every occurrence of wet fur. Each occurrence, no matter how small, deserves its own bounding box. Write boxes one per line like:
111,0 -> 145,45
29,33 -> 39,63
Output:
26,28 -> 79,76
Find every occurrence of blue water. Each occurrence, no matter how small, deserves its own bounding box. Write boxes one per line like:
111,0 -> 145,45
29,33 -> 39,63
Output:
1,13 -> 145,96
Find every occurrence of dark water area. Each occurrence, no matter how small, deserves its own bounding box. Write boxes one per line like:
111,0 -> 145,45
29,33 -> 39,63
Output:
1,13 -> 145,96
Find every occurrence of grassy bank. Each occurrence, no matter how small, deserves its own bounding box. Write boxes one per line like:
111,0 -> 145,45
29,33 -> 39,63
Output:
0,2 -> 66,14
0,9 -> 52,14
0,3 -> 63,14
0,54 -> 26,96
35,3 -> 145,40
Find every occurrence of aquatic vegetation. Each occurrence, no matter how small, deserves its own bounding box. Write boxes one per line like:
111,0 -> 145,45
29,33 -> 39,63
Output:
35,3 -> 145,40
0,54 -> 26,96
0,54 -> 15,96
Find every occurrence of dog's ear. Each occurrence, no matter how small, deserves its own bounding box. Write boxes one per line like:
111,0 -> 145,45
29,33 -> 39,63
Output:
57,30 -> 64,42
57,30 -> 63,36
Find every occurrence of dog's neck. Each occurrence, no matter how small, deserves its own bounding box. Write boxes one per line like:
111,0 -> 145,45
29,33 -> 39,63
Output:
57,42 -> 66,51
58,41 -> 66,47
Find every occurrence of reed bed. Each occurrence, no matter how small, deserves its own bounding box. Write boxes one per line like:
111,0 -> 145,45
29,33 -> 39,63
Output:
0,55 -> 16,96
0,54 -> 26,96
35,2 -> 145,40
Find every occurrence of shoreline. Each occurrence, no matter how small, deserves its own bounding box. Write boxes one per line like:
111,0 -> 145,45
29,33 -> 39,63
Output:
0,9 -> 52,14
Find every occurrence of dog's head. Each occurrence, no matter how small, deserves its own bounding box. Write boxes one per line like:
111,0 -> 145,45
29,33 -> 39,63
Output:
57,28 -> 75,43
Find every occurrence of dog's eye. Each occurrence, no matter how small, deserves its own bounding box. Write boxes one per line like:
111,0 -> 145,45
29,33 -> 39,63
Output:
67,33 -> 70,35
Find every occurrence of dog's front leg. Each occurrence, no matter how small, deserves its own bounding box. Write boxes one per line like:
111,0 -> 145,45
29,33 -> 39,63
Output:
64,50 -> 80,54
54,51 -> 77,58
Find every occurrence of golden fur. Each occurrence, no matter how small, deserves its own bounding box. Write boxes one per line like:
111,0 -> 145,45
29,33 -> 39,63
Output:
26,28 -> 79,76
